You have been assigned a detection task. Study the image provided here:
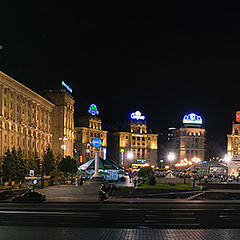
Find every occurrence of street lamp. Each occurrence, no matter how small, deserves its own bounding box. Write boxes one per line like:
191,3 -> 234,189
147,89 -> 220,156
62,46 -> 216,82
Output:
167,152 -> 176,169
223,154 -> 232,164
167,152 -> 176,161
127,152 -> 133,160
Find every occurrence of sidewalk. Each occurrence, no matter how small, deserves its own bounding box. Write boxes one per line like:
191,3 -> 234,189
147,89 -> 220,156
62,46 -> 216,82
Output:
38,183 -> 240,203
115,176 -> 133,187
39,184 -> 101,202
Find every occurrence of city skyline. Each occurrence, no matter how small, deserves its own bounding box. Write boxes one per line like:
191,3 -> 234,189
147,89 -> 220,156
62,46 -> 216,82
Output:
1,2 -> 240,156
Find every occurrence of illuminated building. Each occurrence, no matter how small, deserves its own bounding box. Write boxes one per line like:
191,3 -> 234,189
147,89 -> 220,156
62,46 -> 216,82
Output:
227,113 -> 240,158
108,111 -> 158,167
0,71 -> 75,160
43,88 -> 75,158
227,112 -> 240,176
172,113 -> 206,163
74,104 -> 107,163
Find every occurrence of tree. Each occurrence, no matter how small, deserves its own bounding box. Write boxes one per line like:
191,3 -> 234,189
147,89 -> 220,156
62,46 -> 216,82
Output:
2,149 -> 15,182
2,148 -> 27,183
138,166 -> 154,179
138,166 -> 156,186
15,148 -> 27,182
27,152 -> 41,175
42,147 -> 55,175
59,156 -> 78,177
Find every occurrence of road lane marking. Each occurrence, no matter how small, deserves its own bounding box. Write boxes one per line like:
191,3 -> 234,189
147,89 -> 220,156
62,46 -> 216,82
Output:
0,210 -> 100,216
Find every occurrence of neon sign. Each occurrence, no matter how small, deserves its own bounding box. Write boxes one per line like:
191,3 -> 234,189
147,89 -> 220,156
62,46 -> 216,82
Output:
130,111 -> 145,121
61,81 -> 72,93
236,111 -> 240,123
183,113 -> 202,125
88,104 -> 99,116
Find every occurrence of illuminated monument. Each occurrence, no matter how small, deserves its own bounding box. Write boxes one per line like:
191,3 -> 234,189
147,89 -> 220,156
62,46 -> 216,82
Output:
172,113 -> 206,163
108,111 -> 158,168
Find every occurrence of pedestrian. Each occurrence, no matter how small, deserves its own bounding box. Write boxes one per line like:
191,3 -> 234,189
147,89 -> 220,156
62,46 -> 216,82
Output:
79,176 -> 83,186
133,178 -> 137,188
129,172 -> 133,183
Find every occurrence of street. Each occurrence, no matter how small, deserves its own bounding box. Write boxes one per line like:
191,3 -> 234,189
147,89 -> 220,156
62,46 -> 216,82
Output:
0,202 -> 240,239
0,202 -> 240,229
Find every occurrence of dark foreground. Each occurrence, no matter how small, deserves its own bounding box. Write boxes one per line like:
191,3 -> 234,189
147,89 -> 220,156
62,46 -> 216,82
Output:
0,202 -> 240,228
1,202 -> 240,239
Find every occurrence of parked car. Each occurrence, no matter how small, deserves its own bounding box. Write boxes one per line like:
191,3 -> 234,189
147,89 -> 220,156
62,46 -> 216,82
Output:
0,190 -> 26,200
12,191 -> 46,203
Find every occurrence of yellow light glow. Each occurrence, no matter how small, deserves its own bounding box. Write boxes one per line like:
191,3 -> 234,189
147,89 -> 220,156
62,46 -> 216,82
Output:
175,157 -> 201,167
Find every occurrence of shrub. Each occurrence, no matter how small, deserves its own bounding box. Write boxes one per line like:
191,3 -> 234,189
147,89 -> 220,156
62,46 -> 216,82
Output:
146,174 -> 156,186
138,167 -> 154,179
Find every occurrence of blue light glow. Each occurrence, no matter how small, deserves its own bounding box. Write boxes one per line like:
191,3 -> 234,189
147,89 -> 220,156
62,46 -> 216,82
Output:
92,138 -> 102,148
183,113 -> 203,125
62,81 -> 72,93
130,111 -> 145,121
88,104 -> 99,116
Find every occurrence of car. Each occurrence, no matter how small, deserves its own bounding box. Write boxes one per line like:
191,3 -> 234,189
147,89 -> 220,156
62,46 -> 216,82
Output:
0,190 -> 15,200
12,191 -> 46,203
0,190 -> 26,201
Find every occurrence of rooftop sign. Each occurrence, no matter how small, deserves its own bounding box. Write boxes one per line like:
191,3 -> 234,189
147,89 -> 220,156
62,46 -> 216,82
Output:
130,111 -> 145,121
61,81 -> 72,93
183,113 -> 202,125
88,104 -> 99,116
236,111 -> 240,123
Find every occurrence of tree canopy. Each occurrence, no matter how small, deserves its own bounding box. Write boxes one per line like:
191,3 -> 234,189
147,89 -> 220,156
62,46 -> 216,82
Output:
59,156 -> 78,177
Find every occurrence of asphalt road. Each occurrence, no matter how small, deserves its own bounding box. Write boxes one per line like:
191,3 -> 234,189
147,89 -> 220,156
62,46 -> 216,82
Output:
0,202 -> 240,229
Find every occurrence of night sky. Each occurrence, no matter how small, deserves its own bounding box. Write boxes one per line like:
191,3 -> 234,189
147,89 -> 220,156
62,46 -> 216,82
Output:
1,2 -> 240,157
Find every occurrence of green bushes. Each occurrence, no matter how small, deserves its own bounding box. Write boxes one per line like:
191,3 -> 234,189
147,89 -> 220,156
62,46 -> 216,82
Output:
138,167 -> 156,186
146,174 -> 156,186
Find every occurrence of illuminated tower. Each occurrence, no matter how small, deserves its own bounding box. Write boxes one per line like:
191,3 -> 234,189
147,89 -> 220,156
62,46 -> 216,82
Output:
44,83 -> 75,158
74,104 -> 107,163
108,111 -> 158,167
227,111 -> 240,158
173,113 -> 206,163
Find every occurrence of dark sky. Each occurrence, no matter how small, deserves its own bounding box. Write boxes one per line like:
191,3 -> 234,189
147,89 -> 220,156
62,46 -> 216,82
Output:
1,1 -> 240,156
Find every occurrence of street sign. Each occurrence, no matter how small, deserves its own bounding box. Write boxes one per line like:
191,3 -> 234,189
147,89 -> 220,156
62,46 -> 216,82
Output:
92,138 -> 102,148
29,170 -> 34,177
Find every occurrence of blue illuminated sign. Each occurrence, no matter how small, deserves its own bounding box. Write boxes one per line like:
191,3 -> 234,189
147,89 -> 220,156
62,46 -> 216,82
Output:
92,138 -> 102,148
130,111 -> 145,121
62,81 -> 72,93
183,113 -> 203,125
88,104 -> 99,116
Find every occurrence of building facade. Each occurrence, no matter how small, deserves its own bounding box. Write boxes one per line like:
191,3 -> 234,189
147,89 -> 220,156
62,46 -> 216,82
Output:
74,104 -> 107,163
0,71 -> 54,160
173,113 -> 206,163
227,112 -> 240,176
0,71 -> 75,161
227,123 -> 240,158
108,111 -> 158,167
44,89 -> 75,158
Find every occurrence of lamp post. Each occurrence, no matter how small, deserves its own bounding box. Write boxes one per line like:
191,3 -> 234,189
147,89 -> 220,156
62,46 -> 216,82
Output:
92,148 -> 100,178
91,138 -> 102,180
